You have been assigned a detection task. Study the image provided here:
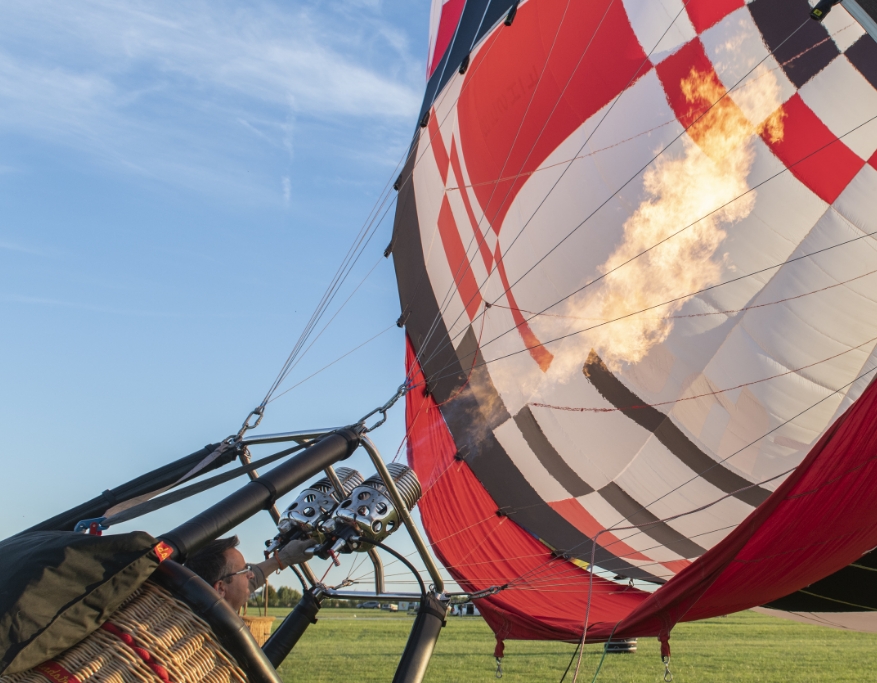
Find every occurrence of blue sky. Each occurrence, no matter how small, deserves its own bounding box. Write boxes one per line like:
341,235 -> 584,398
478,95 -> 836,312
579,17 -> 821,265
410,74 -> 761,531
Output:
0,0 -> 444,592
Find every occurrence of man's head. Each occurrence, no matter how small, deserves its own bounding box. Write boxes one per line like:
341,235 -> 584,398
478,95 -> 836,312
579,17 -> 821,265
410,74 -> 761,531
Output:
184,536 -> 254,612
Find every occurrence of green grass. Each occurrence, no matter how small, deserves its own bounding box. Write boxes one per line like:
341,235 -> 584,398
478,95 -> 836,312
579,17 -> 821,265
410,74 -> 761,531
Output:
268,608 -> 877,682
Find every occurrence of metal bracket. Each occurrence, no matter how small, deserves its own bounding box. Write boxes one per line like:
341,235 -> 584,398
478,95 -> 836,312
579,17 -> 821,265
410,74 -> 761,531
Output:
323,589 -> 424,601
237,446 -> 281,524
240,429 -> 335,447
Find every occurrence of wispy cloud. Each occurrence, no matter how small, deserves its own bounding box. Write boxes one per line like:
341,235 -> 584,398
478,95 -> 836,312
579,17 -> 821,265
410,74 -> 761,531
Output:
0,1 -> 422,116
0,241 -> 47,256
0,0 -> 424,197
282,176 -> 291,205
1,293 -> 236,319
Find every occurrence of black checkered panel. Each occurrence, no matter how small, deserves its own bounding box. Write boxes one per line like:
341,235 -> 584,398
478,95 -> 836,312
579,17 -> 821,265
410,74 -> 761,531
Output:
846,34 -> 877,88
748,0 -> 840,87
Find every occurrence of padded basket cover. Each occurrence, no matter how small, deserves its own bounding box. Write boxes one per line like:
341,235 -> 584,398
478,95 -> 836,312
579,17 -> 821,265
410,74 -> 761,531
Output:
0,531 -> 162,675
0,581 -> 248,683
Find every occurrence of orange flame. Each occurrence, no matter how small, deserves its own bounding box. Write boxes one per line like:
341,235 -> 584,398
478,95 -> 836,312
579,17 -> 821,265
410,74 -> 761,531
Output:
582,65 -> 785,370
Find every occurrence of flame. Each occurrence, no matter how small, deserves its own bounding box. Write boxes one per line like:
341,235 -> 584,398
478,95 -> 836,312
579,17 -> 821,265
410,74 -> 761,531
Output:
582,65 -> 785,370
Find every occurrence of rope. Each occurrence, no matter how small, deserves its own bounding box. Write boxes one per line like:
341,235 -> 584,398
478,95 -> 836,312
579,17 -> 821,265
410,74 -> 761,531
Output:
587,631 -> 614,683
261,199 -> 395,404
266,323 -> 395,405
268,252 -> 388,392
247,0 -> 511,433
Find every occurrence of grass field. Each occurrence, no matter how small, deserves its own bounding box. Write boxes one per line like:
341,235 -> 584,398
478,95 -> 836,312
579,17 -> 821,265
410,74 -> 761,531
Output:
265,607 -> 877,682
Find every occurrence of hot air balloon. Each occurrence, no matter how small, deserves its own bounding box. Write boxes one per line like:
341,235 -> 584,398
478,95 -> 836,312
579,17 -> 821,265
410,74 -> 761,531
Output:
391,0 -> 877,659
4,1 -> 877,681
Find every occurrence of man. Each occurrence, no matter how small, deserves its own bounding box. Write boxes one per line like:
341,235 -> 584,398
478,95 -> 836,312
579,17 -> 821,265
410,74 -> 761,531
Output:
184,536 -> 312,612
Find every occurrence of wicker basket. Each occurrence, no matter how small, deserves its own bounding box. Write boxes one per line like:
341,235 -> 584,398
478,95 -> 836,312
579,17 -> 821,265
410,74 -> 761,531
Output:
1,582 -> 248,683
239,617 -> 275,647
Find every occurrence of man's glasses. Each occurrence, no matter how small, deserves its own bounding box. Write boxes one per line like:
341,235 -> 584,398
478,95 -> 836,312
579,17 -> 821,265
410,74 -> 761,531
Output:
220,564 -> 253,582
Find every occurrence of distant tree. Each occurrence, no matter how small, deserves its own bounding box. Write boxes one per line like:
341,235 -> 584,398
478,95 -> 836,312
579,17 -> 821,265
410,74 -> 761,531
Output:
247,584 -> 281,609
275,586 -> 302,607
263,584 -> 278,607
246,586 -> 268,611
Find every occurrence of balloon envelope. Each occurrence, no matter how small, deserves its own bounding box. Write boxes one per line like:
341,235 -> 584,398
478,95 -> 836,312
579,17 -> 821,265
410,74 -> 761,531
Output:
392,0 -> 877,643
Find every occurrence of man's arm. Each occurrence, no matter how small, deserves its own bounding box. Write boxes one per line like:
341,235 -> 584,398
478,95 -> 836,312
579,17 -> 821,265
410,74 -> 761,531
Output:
248,538 -> 316,592
248,558 -> 279,593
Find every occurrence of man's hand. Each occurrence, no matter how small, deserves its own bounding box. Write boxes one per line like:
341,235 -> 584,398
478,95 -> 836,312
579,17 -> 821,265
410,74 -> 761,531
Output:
276,538 -> 317,568
249,538 -> 318,591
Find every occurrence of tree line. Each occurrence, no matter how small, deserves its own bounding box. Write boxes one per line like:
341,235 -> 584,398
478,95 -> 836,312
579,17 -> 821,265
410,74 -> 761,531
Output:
248,585 -> 359,609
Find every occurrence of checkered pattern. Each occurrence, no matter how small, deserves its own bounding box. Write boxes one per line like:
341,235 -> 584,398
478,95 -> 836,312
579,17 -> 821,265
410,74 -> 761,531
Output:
405,0 -> 877,592
624,0 -> 877,204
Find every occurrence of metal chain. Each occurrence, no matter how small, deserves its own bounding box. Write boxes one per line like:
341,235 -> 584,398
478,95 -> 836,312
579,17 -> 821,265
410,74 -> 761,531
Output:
357,382 -> 409,432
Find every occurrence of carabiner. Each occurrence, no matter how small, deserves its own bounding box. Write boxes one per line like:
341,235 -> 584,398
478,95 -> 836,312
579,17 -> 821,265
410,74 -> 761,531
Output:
236,405 -> 265,440
662,655 -> 673,682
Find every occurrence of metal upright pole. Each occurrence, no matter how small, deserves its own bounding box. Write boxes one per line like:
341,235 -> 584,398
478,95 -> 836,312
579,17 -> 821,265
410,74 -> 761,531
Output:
367,548 -> 385,594
262,586 -> 325,667
392,592 -> 448,683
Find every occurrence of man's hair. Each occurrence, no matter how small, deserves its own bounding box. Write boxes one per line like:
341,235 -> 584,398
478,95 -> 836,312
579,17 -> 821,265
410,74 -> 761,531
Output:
183,536 -> 240,586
